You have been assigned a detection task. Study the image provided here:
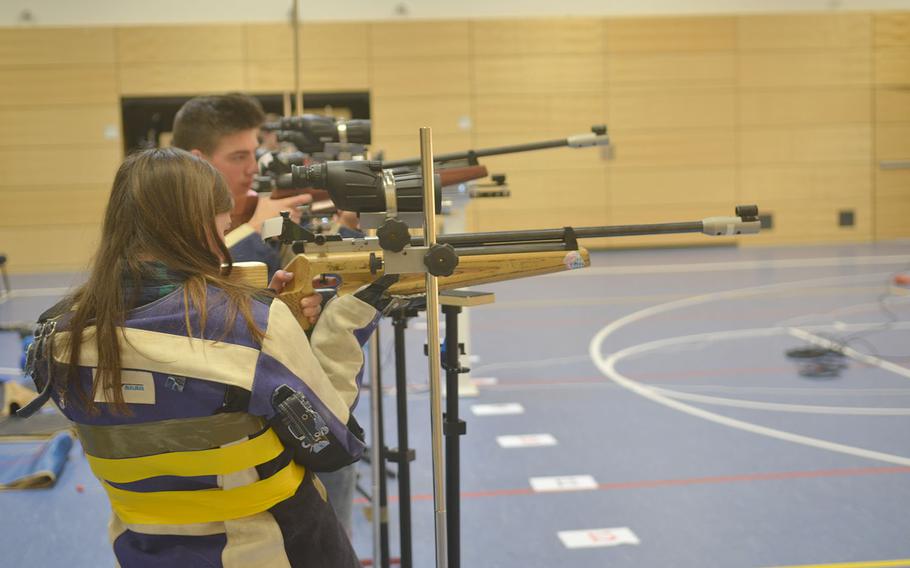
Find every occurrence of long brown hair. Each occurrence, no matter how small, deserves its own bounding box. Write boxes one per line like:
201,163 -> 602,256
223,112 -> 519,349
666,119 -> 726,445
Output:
62,147 -> 266,413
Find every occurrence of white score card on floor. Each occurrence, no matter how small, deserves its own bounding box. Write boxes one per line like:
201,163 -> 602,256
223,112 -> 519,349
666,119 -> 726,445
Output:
558,527 -> 640,549
496,433 -> 557,448
529,475 -> 598,492
471,403 -> 525,416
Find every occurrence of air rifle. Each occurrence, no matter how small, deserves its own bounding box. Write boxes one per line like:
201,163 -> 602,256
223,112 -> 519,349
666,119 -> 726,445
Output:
232,152 -> 489,227
240,157 -> 760,328
380,124 -> 610,169
261,114 -> 371,153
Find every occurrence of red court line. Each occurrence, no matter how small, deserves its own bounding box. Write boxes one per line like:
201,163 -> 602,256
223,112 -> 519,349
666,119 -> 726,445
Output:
353,465 -> 910,505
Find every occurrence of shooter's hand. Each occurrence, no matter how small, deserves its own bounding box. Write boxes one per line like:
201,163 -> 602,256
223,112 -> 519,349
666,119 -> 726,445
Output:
249,194 -> 313,233
268,270 -> 323,326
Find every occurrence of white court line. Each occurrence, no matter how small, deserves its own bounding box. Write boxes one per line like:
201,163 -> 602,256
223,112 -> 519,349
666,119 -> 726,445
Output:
603,326 -> 910,415
654,387 -> 910,415
589,271 -> 910,467
554,254 -> 910,277
788,327 -> 910,380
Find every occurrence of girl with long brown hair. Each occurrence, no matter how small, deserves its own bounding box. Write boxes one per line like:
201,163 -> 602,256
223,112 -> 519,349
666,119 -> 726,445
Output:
32,147 -> 378,567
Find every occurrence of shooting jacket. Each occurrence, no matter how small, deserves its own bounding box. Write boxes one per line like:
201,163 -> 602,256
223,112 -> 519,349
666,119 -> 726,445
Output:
36,281 -> 378,568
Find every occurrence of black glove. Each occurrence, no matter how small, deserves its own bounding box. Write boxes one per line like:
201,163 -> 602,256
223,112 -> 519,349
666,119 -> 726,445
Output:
353,274 -> 400,313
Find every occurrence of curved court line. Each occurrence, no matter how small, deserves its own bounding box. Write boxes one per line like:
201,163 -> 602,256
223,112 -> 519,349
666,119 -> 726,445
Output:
589,272 -> 910,467
559,254 -> 910,277
653,387 -> 910,415
788,327 -> 910,379
604,326 -> 910,415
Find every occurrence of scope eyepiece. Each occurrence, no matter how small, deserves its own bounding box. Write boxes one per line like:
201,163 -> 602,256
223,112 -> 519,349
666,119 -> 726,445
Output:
291,161 -> 441,214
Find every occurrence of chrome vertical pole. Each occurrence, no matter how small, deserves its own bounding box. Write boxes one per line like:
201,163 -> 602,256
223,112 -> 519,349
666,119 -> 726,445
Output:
420,127 -> 448,568
368,331 -> 382,564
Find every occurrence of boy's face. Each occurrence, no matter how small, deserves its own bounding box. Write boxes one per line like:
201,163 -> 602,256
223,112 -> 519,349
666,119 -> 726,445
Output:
197,128 -> 260,201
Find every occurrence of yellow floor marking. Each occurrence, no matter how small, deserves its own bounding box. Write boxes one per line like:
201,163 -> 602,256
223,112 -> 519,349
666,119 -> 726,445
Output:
767,560 -> 910,568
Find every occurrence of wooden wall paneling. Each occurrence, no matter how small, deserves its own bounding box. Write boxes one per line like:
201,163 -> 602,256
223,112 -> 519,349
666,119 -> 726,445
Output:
371,57 -> 471,97
874,47 -> 910,84
737,13 -> 872,50
875,168 -> 910,239
875,194 -> 910,239
118,62 -> 246,96
473,18 -> 603,55
609,167 -> 736,207
469,168 -> 607,210
0,105 -> 121,147
607,87 -> 735,130
738,88 -> 872,126
0,147 -> 121,186
300,22 -> 370,59
116,25 -> 244,63
606,129 -> 737,168
244,59 -> 294,92
469,205 -> 610,234
876,168 -> 910,197
244,58 -> 370,92
738,50 -> 872,87
0,225 -> 101,272
739,125 -> 872,165
0,186 -> 109,226
876,123 -> 910,159
244,23 -> 293,59
473,54 -> 604,95
0,27 -> 115,65
244,22 -> 370,92
472,93 -> 606,135
740,164 -> 872,202
0,66 -> 118,106
299,58 -> 369,91
874,12 -> 910,46
737,197 -> 872,244
245,22 -> 370,60
370,21 -> 470,57
875,88 -> 910,122
371,96 -> 471,137
606,52 -> 736,87
604,16 -> 736,52
371,132 -> 472,162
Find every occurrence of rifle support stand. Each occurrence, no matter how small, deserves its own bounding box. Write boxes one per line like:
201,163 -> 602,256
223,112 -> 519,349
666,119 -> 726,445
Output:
439,290 -> 495,568
385,306 -> 420,568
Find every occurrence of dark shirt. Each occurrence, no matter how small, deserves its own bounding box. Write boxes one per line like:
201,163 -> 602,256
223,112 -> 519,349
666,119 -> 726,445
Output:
123,262 -> 187,308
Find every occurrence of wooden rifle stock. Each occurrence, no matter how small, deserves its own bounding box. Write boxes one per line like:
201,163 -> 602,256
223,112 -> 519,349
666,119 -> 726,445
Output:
230,188 -> 331,228
229,248 -> 590,329
437,165 -> 488,187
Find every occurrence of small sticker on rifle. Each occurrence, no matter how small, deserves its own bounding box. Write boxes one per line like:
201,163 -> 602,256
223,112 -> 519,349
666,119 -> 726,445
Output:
564,251 -> 585,270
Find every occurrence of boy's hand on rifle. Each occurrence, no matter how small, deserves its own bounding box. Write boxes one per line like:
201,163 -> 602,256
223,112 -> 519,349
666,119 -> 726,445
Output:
248,194 -> 313,233
268,270 -> 323,326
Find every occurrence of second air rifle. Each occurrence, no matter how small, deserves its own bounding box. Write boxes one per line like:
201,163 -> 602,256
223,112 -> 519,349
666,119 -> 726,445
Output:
236,159 -> 761,329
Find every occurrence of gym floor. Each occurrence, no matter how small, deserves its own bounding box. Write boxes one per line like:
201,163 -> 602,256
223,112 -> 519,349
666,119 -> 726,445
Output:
2,241 -> 909,568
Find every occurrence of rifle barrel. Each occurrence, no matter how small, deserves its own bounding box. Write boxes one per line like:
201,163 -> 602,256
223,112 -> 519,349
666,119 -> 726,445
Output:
382,130 -> 609,168
411,221 -> 705,248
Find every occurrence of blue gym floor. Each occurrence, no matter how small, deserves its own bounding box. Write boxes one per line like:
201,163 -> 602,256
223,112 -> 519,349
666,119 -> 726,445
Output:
2,241 -> 910,568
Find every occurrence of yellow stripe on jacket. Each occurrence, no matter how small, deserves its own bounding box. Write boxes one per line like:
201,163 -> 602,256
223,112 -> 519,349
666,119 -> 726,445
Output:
86,428 -> 285,483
